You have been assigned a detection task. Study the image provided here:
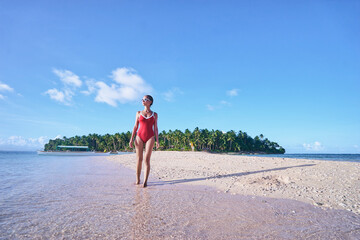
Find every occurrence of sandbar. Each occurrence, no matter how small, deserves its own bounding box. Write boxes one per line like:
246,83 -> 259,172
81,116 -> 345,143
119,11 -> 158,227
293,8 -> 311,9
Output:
109,151 -> 360,214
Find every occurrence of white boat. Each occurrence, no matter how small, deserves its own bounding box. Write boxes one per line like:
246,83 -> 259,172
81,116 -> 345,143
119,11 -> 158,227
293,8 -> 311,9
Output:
37,145 -> 111,156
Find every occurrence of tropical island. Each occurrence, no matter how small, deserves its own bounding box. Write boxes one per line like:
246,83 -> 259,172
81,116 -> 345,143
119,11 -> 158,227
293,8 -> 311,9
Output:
44,127 -> 285,154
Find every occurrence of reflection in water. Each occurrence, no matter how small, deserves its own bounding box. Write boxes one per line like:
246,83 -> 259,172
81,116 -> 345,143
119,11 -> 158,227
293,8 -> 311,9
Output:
128,184 -> 360,239
131,187 -> 151,239
1,154 -> 360,239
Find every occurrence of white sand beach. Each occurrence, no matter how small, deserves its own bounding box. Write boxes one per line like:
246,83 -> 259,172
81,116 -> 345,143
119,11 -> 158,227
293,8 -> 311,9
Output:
109,151 -> 360,214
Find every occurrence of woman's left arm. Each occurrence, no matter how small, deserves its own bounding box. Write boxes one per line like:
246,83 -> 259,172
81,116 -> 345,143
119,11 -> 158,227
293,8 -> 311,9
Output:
154,112 -> 159,149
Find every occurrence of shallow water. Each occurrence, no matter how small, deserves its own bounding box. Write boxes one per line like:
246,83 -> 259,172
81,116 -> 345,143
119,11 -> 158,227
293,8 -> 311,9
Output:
1,152 -> 360,239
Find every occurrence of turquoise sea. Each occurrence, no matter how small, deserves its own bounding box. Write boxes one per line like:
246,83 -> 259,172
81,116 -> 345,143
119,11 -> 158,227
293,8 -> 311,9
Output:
1,151 -> 359,239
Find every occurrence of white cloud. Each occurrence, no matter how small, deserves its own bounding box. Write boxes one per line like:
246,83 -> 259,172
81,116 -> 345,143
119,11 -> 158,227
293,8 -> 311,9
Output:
163,91 -> 174,102
93,67 -> 152,107
206,100 -> 232,111
45,88 -> 65,102
112,68 -> 142,87
45,69 -> 81,105
81,80 -> 97,95
163,87 -> 183,102
303,141 -> 324,151
53,135 -> 62,140
39,136 -> 48,145
220,100 -> 231,106
94,82 -> 121,107
207,104 -> 215,111
28,136 -> 48,146
45,88 -> 73,105
0,135 -> 63,150
7,136 -> 26,146
226,89 -> 239,97
0,82 -> 14,92
0,82 -> 15,99
4,136 -> 48,148
45,67 -> 152,107
53,69 -> 82,87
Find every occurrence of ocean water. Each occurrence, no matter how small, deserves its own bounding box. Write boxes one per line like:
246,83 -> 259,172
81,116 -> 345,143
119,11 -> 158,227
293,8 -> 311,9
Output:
1,151 -> 360,239
248,154 -> 360,162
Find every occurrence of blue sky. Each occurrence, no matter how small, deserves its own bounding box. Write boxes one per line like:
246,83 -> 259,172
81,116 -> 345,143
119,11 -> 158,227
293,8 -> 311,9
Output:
0,0 -> 359,153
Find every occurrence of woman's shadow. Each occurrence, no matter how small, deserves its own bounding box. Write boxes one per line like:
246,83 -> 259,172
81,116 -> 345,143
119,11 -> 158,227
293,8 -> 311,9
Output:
150,164 -> 316,186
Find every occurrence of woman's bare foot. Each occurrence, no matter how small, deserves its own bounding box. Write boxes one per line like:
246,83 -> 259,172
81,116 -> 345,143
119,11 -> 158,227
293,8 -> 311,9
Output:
135,179 -> 140,185
143,182 -> 147,188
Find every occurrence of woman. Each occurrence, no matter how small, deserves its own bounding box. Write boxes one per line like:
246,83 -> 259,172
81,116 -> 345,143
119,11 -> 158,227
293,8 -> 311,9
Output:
129,95 -> 159,187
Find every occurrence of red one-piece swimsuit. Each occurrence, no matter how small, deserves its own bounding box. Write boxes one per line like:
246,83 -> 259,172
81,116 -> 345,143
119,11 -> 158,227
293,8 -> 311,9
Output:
137,112 -> 155,143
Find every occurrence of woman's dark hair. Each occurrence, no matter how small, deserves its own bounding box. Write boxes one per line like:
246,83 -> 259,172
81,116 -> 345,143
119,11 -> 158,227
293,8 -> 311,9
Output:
146,95 -> 153,106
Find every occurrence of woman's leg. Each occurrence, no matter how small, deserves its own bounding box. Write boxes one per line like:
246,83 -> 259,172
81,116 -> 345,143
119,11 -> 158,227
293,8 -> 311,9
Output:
143,136 -> 155,188
134,136 -> 144,184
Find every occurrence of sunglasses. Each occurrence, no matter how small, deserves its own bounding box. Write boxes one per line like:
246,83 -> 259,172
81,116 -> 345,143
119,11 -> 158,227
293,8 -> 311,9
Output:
142,98 -> 151,102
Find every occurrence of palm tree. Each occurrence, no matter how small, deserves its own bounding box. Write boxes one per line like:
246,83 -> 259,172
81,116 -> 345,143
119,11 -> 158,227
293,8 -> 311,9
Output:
227,130 -> 236,151
193,127 -> 201,150
207,130 -> 215,151
234,142 -> 241,152
167,130 -> 173,149
220,133 -> 227,151
260,134 -> 264,141
214,130 -> 221,150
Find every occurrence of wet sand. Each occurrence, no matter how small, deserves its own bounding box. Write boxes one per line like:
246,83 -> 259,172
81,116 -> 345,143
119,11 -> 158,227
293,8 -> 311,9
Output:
2,154 -> 360,239
112,152 -> 360,239
109,151 -> 360,214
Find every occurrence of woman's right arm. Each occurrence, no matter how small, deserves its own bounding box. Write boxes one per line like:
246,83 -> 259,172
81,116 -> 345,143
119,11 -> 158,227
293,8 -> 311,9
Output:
129,112 -> 140,148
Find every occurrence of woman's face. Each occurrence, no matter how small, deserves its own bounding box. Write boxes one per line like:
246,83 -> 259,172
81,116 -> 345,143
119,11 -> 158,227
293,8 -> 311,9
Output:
142,96 -> 152,106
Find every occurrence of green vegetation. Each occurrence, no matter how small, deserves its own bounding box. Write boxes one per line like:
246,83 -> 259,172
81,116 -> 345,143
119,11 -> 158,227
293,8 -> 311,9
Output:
44,127 -> 285,154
